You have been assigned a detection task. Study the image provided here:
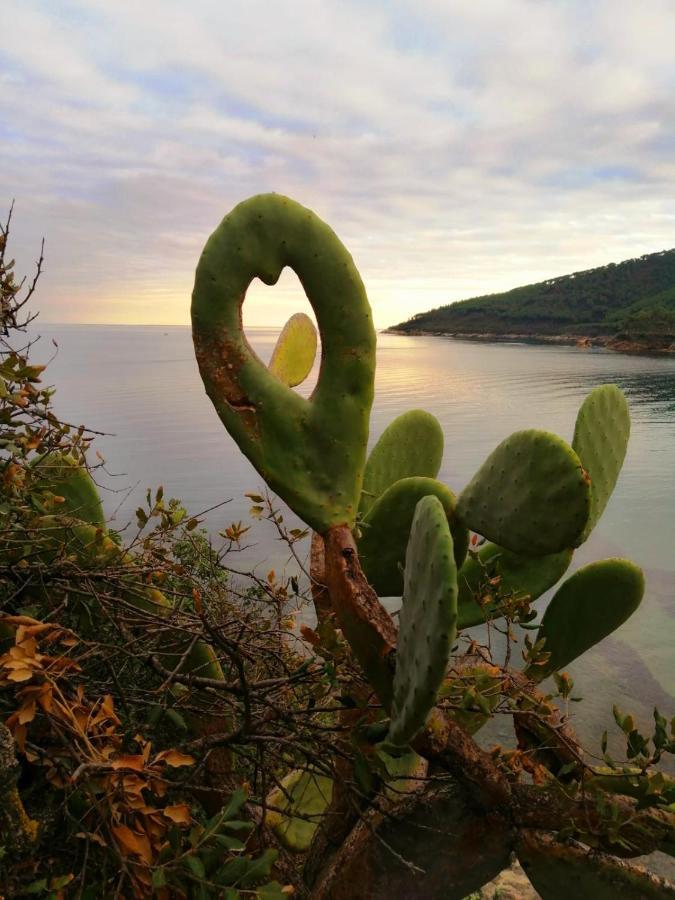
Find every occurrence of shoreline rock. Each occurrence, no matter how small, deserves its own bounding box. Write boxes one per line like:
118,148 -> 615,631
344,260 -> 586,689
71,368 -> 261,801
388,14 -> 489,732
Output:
383,328 -> 675,356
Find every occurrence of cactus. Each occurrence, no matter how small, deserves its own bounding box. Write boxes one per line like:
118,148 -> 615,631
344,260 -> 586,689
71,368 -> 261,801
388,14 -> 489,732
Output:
189,197 -> 672,897
268,312 -> 318,388
191,193 -> 376,533
517,831 -> 675,899
32,453 -> 105,527
457,543 -> 573,628
388,495 -> 458,746
526,558 -> 644,681
359,410 -> 444,517
266,770 -> 333,852
572,384 -> 630,543
456,429 -> 591,555
357,476 -> 468,597
265,749 -> 423,852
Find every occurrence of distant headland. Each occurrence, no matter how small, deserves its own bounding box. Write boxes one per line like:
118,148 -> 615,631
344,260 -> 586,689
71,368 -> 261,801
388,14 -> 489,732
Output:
387,248 -> 675,354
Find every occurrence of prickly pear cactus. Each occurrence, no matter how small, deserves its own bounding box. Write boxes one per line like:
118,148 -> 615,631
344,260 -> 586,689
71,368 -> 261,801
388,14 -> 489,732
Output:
456,429 -> 591,555
265,770 -> 333,852
572,384 -> 630,543
517,831 -> 675,900
358,476 -> 468,597
359,410 -> 444,517
457,543 -> 573,628
268,312 -> 318,388
388,495 -> 458,746
526,558 -> 644,681
33,454 -> 105,526
191,194 -> 376,533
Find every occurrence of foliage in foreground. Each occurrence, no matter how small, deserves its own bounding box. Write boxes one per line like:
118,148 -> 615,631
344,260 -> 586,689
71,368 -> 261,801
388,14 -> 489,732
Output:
0,206 -> 319,897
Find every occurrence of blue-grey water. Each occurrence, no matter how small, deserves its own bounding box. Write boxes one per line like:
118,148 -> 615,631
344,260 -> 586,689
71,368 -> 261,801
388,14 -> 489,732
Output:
35,324 -> 675,751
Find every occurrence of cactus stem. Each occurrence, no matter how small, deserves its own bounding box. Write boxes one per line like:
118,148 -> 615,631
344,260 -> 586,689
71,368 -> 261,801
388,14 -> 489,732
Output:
323,525 -> 397,710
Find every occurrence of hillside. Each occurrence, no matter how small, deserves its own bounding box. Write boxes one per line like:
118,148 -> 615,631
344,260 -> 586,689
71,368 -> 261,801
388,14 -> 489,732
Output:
390,248 -> 675,339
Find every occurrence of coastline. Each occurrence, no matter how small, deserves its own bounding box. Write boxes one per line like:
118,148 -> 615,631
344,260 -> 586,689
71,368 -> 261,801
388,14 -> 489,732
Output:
384,328 -> 675,356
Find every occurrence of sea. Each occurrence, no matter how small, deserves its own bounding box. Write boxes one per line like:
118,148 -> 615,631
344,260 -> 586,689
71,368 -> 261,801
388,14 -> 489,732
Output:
33,323 -> 675,754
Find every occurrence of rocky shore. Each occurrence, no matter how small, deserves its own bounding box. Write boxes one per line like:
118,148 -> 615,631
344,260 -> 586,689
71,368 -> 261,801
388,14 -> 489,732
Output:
385,328 -> 675,355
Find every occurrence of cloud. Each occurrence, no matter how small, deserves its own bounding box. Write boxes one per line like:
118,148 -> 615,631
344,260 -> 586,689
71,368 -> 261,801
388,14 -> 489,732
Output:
1,0 -> 674,327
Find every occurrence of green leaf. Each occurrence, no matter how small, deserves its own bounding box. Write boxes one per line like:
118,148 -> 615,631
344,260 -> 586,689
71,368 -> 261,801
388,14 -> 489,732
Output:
238,849 -> 278,887
258,882 -> 288,898
183,855 -> 206,880
152,869 -> 167,888
654,708 -> 669,750
221,787 -> 248,821
213,834 -> 245,851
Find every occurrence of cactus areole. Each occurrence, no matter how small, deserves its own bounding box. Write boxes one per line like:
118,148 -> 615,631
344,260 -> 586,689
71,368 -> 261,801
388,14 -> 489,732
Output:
191,194 -> 376,534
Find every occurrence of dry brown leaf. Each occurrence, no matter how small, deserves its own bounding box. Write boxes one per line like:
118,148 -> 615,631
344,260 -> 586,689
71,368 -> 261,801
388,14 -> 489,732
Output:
76,831 -> 107,848
161,804 -> 192,825
112,755 -> 146,771
1,615 -> 41,626
17,699 -> 36,725
16,636 -> 38,655
7,668 -> 35,682
154,749 -> 195,768
112,824 -> 153,865
13,724 -> 27,752
37,685 -> 54,713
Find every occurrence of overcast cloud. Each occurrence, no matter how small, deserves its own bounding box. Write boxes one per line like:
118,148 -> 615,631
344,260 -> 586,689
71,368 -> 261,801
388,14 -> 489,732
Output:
1,0 -> 674,327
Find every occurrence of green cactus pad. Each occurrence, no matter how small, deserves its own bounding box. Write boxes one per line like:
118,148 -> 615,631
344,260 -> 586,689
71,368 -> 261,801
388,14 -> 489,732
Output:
33,454 -> 105,526
526,558 -> 644,681
359,410 -> 444,517
29,516 -> 118,568
388,495 -> 458,746
377,747 -> 427,798
265,770 -> 333,852
457,543 -> 573,628
572,384 -> 630,543
456,429 -> 591,555
268,312 -> 318,387
192,194 -> 376,533
358,476 -> 468,597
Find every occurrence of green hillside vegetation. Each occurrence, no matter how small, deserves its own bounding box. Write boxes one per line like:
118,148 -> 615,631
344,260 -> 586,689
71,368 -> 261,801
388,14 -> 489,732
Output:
392,248 -> 675,337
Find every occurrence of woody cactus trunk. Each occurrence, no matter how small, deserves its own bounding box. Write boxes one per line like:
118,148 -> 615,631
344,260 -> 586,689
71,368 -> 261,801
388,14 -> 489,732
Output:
191,194 -> 675,898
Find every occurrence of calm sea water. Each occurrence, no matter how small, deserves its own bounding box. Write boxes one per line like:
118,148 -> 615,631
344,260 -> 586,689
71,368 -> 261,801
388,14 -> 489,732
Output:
35,324 -> 675,746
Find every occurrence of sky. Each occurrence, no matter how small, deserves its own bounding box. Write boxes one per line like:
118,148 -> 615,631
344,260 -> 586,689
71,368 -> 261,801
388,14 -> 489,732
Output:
1,1 -> 675,329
